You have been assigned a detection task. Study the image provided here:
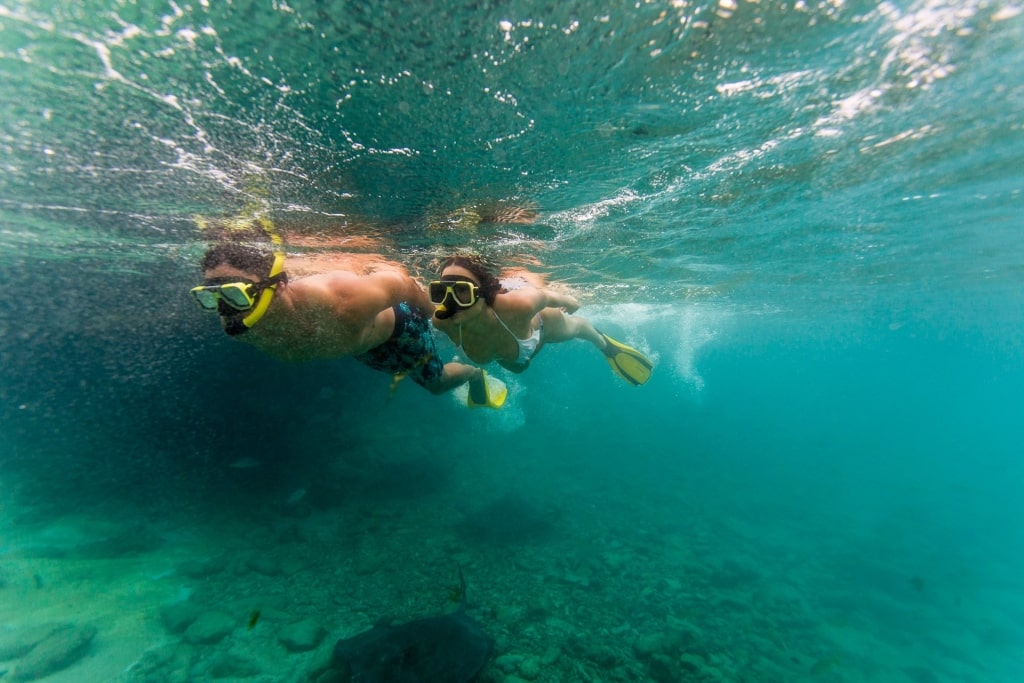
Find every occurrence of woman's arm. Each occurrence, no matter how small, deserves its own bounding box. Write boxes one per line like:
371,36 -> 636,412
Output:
539,288 -> 580,313
503,286 -> 580,319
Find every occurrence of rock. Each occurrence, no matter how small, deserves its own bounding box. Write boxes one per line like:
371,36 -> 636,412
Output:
176,557 -> 225,579
353,551 -> 385,576
297,638 -> 339,683
246,554 -> 281,577
7,624 -> 96,682
160,602 -> 202,635
121,642 -> 195,683
664,616 -> 708,656
495,605 -> 520,624
633,632 -> 669,658
0,623 -> 63,660
647,652 -> 679,683
568,634 -> 621,668
183,611 -> 235,645
662,577 -> 683,592
680,653 -> 707,674
278,618 -> 325,653
207,651 -> 261,678
274,522 -> 309,544
712,558 -> 760,590
518,655 -> 541,680
540,645 -> 561,666
559,572 -> 590,588
279,556 -> 309,577
494,653 -> 524,673
634,623 -> 708,662
73,525 -> 161,558
601,551 -> 629,570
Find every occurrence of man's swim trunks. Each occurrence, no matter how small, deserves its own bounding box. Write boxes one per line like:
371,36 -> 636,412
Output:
353,301 -> 444,387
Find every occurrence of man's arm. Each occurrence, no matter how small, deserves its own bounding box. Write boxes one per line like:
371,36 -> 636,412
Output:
313,269 -> 423,321
365,269 -> 431,313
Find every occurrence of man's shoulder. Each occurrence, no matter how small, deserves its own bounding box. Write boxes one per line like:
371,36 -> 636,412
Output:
290,270 -> 358,291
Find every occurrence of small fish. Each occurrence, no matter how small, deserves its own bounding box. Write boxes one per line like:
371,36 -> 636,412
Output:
230,457 -> 261,469
286,488 -> 307,506
248,609 -> 261,629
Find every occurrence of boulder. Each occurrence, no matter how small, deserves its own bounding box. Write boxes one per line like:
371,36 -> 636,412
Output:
278,618 -> 325,653
183,612 -> 235,645
7,623 -> 96,682
160,602 -> 202,635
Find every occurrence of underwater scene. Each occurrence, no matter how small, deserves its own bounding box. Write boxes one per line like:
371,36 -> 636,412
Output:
1,0 -> 1023,681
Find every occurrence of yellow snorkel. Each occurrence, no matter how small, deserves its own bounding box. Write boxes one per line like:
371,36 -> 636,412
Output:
239,226 -> 285,330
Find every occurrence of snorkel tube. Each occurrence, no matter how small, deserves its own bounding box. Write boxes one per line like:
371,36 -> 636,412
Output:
238,228 -> 285,331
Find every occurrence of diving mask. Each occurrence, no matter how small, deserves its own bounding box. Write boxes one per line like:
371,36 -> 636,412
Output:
428,280 -> 479,308
430,279 -> 480,320
190,273 -> 286,312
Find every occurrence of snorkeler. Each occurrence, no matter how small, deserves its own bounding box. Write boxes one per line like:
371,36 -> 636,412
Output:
189,219 -> 493,403
429,256 -> 654,403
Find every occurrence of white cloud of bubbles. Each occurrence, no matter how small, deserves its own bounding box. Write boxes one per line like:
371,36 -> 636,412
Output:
583,301 -> 729,396
450,368 -> 528,433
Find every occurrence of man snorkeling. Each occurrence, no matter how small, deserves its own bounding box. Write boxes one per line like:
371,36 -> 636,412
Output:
429,255 -> 654,404
190,219 -> 495,404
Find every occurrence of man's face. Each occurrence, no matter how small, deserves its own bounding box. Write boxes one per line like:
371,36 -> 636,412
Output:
201,263 -> 260,333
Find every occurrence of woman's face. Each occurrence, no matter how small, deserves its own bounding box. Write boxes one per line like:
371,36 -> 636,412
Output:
436,266 -> 486,321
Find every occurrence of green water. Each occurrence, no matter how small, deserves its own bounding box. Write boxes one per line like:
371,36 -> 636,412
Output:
1,1 -> 1023,682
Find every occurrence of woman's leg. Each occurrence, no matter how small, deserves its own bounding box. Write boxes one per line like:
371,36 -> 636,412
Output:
539,309 -> 606,350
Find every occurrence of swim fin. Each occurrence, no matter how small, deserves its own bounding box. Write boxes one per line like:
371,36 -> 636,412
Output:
467,370 -> 507,409
600,332 -> 653,386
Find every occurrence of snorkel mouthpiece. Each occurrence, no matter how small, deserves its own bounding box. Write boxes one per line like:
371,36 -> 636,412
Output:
224,316 -> 249,336
434,302 -> 455,320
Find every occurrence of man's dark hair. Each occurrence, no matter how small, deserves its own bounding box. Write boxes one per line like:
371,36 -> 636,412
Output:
200,241 -> 275,277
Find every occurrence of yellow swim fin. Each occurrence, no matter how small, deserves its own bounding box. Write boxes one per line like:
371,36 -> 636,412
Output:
600,333 -> 653,386
467,370 -> 507,409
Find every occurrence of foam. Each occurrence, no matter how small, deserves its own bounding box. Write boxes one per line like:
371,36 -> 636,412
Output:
452,371 -> 526,432
583,301 -> 731,393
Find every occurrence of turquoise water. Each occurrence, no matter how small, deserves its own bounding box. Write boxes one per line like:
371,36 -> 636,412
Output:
1,1 -> 1023,681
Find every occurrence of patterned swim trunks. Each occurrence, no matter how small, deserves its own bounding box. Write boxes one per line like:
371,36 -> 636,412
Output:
353,301 -> 444,387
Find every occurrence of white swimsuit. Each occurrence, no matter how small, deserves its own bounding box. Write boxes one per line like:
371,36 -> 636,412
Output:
457,310 -> 543,370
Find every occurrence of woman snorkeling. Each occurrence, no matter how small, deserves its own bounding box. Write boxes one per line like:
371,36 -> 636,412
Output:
429,255 -> 653,406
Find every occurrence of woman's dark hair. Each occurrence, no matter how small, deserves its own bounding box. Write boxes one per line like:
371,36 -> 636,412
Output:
439,255 -> 505,305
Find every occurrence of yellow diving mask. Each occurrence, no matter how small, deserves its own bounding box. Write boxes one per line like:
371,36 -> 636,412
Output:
428,279 -> 479,308
430,278 -> 480,321
190,273 -> 286,312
